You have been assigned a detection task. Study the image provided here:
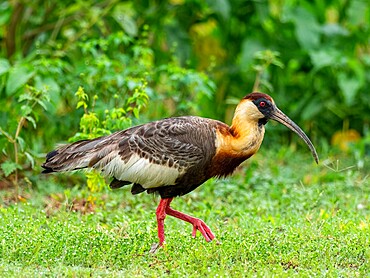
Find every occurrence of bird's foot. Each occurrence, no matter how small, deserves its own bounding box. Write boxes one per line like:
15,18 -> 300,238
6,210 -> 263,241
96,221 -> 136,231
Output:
190,218 -> 215,242
150,241 -> 164,254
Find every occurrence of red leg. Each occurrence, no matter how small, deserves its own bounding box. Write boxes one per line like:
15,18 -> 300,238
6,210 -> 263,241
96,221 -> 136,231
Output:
165,205 -> 215,242
151,198 -> 173,253
155,197 -> 173,247
151,197 -> 215,253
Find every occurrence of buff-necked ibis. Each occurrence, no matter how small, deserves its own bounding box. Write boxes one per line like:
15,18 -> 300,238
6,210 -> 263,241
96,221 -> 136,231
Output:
42,92 -> 318,252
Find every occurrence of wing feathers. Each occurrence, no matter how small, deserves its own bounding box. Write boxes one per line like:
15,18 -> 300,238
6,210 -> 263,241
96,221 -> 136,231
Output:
109,178 -> 131,189
42,116 -> 218,196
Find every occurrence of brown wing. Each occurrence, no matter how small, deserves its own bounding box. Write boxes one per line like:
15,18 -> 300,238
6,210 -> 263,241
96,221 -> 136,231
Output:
42,116 -> 219,197
96,117 -> 214,187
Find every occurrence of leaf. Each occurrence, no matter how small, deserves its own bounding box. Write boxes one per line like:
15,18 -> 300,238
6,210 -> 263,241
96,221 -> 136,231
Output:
337,72 -> 362,106
24,152 -> 35,169
34,75 -> 60,99
133,107 -> 139,119
290,7 -> 321,50
18,92 -> 33,102
321,24 -> 349,37
75,86 -> 88,100
239,39 -> 264,71
17,136 -> 26,152
77,101 -> 87,109
309,49 -> 340,69
86,171 -> 106,192
301,99 -> 323,120
1,160 -> 22,177
36,98 -> 48,111
0,58 -> 10,76
208,0 -> 230,21
6,64 -> 34,96
21,105 -> 32,117
113,4 -> 138,37
25,115 -> 37,129
347,0 -> 368,25
0,5 -> 11,26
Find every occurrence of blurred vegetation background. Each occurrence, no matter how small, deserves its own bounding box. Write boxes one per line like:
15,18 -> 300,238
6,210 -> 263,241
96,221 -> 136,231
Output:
0,0 -> 369,189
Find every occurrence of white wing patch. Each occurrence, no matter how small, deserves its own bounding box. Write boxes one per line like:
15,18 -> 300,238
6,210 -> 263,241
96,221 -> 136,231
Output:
98,153 -> 181,188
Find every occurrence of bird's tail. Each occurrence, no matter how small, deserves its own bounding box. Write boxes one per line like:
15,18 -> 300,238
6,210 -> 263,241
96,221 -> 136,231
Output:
41,134 -> 118,174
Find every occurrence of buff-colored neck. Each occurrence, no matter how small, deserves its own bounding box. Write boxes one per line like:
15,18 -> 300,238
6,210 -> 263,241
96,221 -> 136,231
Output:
223,100 -> 266,155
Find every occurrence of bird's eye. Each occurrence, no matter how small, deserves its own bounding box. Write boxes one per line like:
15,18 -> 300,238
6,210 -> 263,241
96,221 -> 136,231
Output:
259,101 -> 266,107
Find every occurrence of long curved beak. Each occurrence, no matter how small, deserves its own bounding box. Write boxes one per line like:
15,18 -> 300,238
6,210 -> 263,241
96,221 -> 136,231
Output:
269,107 -> 319,164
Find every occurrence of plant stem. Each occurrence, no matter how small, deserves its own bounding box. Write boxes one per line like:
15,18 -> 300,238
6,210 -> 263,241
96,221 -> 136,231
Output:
13,116 -> 26,194
252,70 -> 262,92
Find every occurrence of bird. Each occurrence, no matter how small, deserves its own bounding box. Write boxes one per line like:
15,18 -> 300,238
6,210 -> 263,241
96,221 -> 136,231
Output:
42,92 -> 319,252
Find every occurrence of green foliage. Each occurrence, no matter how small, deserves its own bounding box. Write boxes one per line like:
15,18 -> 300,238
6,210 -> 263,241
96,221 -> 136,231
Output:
70,83 -> 149,192
85,171 -> 107,193
0,85 -> 49,187
0,1 -> 216,188
72,87 -> 109,141
138,0 -> 370,139
1,161 -> 22,178
0,0 -> 369,188
150,60 -> 216,118
252,50 -> 284,92
0,2 -> 368,273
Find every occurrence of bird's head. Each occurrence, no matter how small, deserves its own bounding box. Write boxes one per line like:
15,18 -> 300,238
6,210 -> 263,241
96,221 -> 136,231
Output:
234,92 -> 319,164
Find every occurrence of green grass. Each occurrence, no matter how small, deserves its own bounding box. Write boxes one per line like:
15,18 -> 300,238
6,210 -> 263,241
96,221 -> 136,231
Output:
0,148 -> 369,277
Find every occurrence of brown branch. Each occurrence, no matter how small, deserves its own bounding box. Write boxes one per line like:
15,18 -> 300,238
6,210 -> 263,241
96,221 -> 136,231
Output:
22,16 -> 76,41
5,2 -> 25,59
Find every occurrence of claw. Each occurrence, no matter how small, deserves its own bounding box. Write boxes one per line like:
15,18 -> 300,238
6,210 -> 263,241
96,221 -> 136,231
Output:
155,198 -> 217,251
190,218 -> 215,242
150,242 -> 161,253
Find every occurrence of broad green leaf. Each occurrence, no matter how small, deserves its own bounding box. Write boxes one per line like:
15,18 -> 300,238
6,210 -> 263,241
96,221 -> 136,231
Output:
309,49 -> 340,70
347,0 -> 368,25
0,5 -> 11,26
290,7 -> 320,50
6,64 -> 34,96
337,72 -> 362,106
1,160 -> 22,177
208,0 -> 231,21
113,4 -> 138,37
0,58 -> 10,76
239,39 -> 264,71
321,24 -> 349,37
